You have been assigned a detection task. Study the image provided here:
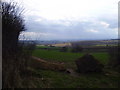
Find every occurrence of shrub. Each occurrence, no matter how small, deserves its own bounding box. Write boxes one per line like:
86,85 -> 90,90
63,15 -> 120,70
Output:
71,45 -> 83,53
108,46 -> 120,72
2,1 -> 28,88
75,53 -> 104,73
2,1 -> 25,57
60,46 -> 68,52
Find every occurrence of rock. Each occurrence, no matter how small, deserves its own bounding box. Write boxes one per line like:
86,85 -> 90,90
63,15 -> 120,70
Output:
66,69 -> 73,73
75,53 -> 104,73
65,68 -> 79,77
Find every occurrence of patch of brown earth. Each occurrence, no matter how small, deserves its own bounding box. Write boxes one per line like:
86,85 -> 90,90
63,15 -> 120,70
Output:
29,56 -> 66,71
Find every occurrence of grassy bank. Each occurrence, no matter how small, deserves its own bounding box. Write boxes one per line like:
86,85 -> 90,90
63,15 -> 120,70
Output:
28,68 -> 119,88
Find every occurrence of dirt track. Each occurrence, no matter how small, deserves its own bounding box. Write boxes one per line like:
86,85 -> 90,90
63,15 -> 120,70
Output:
31,56 -> 79,77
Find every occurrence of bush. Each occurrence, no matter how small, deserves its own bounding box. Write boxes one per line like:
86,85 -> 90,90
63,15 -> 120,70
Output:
2,1 -> 25,57
60,46 -> 68,52
2,1 -> 29,88
75,53 -> 104,73
108,46 -> 120,72
71,45 -> 83,53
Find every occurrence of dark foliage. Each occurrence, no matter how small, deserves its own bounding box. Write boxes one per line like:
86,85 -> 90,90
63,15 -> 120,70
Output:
108,45 -> 120,72
60,46 -> 68,52
2,1 -> 25,58
2,1 -> 28,88
75,54 -> 104,73
71,45 -> 83,53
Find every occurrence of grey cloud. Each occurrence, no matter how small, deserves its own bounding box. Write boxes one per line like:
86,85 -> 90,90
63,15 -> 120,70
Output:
22,15 -> 118,40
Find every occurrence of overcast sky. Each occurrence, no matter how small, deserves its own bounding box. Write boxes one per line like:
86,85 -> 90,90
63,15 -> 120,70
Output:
11,0 -> 119,40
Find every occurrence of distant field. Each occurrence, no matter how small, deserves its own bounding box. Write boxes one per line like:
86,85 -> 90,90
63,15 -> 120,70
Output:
52,43 -> 71,47
36,45 -> 61,49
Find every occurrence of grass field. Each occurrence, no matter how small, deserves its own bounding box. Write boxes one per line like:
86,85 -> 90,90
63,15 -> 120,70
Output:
32,49 -> 109,64
30,46 -> 119,88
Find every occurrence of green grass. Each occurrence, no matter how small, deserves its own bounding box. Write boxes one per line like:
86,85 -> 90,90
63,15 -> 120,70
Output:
32,49 -> 109,70
30,69 -> 120,88
31,48 -> 119,88
93,53 -> 109,65
33,49 -> 83,62
32,49 -> 109,65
